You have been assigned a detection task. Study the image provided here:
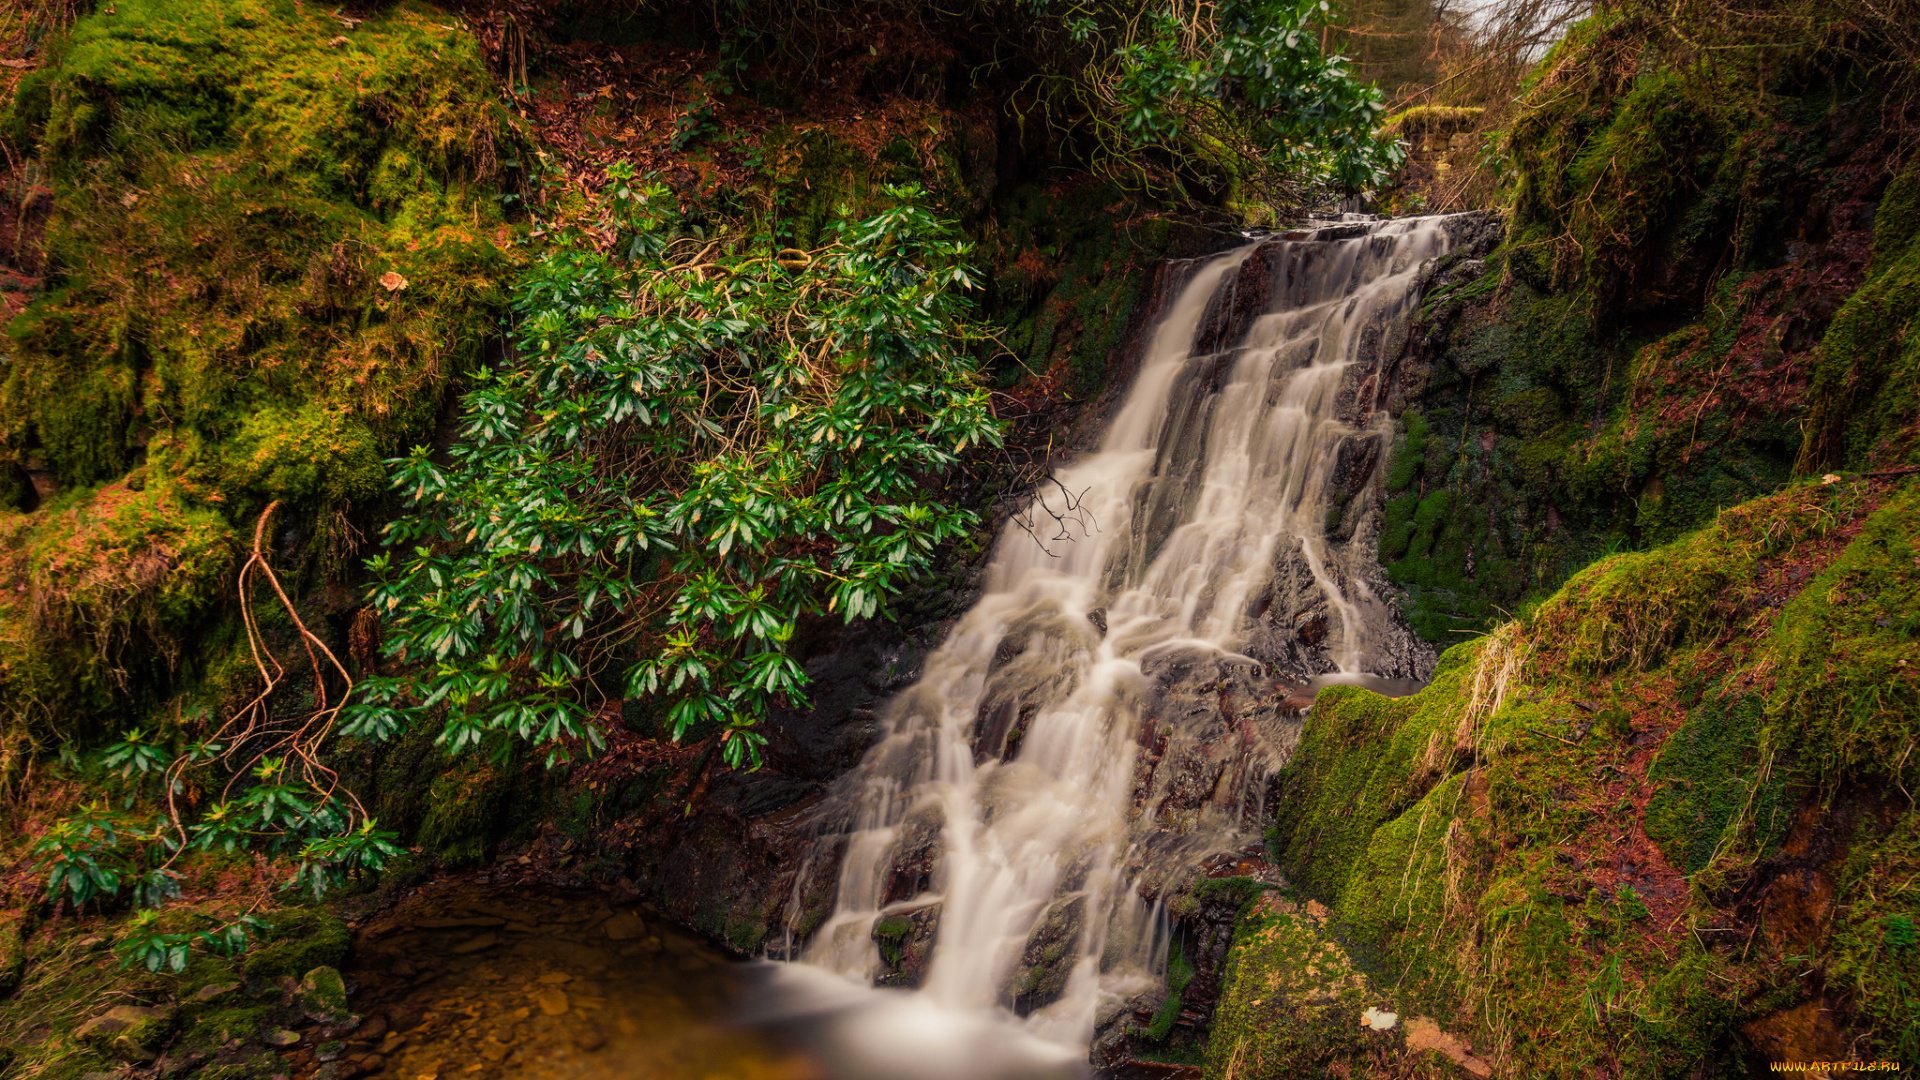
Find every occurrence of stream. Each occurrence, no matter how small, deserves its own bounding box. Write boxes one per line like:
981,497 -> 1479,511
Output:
337,883 -> 816,1080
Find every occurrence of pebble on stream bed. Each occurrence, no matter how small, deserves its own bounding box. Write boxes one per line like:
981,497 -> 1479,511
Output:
312,882 -> 828,1080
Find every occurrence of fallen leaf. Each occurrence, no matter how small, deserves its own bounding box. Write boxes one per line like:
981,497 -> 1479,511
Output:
380,271 -> 409,292
0,59 -> 34,69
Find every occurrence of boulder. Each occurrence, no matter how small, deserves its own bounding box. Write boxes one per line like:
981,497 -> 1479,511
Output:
297,966 -> 352,1025
76,1004 -> 176,1063
1202,895 -> 1374,1076
1010,895 -> 1085,1015
870,902 -> 941,989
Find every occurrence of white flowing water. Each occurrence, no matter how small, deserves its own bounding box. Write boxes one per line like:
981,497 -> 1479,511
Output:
759,216 -> 1455,1077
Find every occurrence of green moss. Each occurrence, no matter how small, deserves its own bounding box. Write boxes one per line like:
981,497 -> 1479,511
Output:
1800,159 -> 1920,471
219,404 -> 384,508
873,915 -> 912,966
1760,484 -> 1920,789
243,908 -> 348,980
1644,692 -> 1787,872
1382,410 -> 1426,493
1202,900 -> 1375,1077
1828,806 -> 1920,1060
1384,104 -> 1484,133
1267,644 -> 1479,900
0,0 -> 524,750
2,0 -> 521,486
417,755 -> 513,866
295,965 -> 349,1024
1143,944 -> 1195,1041
1259,476 -> 1918,1072
25,480 -> 236,661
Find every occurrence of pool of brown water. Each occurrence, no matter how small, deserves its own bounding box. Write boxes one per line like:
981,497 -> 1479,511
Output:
328,882 -> 826,1080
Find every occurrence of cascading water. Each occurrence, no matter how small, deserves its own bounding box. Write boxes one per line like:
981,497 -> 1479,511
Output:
753,216 -> 1457,1078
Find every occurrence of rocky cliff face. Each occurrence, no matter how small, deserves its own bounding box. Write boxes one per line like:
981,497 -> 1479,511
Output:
1197,19 -> 1920,1076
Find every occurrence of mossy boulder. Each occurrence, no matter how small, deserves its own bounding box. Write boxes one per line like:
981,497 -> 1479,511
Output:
0,0 -> 523,744
25,480 -> 235,659
244,908 -> 348,980
871,903 -> 940,989
75,1004 -> 176,1063
296,965 -> 351,1025
1203,895 -> 1381,1077
1263,475 -> 1920,1074
1801,158 -> 1920,472
180,1002 -> 275,1053
1,0 -> 522,494
1011,895 -> 1083,1014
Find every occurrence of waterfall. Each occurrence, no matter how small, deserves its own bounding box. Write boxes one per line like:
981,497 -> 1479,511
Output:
759,216 -> 1455,1076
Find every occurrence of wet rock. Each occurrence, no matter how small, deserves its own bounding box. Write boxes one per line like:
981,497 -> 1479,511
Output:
1191,247 -> 1273,356
871,903 -> 941,989
1160,860 -> 1276,1035
352,1013 -> 387,1041
1090,987 -> 1167,1067
450,933 -> 497,954
1129,647 -> 1298,843
989,630 -> 1030,673
762,625 -> 920,781
410,916 -> 504,929
972,694 -> 1038,763
880,803 -> 943,905
1010,895 -> 1086,1015
600,911 -> 647,941
1437,210 -> 1503,257
77,1004 -> 175,1062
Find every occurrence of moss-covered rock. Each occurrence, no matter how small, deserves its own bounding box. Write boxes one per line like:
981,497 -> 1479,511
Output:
1261,474 -> 1920,1074
296,965 -> 351,1025
1202,895 -> 1380,1077
244,908 -> 348,980
1800,158 -> 1920,471
25,480 -> 235,660
0,0 -> 523,753
1383,11 -> 1904,646
2,0 -> 521,492
74,1004 -> 175,1063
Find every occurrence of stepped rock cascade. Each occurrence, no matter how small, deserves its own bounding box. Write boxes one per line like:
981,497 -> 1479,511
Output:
769,216 -> 1456,1074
